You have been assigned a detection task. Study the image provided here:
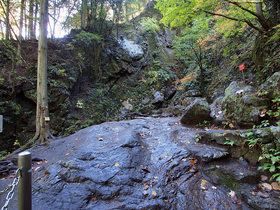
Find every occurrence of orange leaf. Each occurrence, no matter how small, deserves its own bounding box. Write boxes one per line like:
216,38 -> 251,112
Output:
226,203 -> 230,207
164,153 -> 169,158
65,153 -> 70,156
152,191 -> 157,195
190,160 -> 196,165
92,197 -> 97,201
187,141 -> 190,143
115,162 -> 119,166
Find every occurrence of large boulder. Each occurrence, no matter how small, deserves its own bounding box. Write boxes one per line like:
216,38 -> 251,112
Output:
263,72 -> 280,99
210,96 -> 225,125
209,89 -> 224,104
221,81 -> 269,127
180,98 -> 211,125
152,105 -> 187,117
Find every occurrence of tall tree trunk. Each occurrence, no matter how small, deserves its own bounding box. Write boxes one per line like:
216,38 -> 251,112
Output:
34,2 -> 38,38
29,0 -> 35,39
81,0 -> 87,28
5,0 -> 10,40
18,0 -> 25,56
255,2 -> 271,31
33,0 -> 52,143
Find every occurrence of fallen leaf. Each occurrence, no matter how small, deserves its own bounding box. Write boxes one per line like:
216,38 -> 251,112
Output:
229,191 -> 238,204
154,176 -> 158,179
75,137 -> 79,140
272,182 -> 280,191
201,179 -> 207,190
152,141 -> 155,143
226,203 -> 230,207
115,162 -> 119,166
190,160 -> 196,165
158,157 -> 162,160
201,145 -> 204,148
229,123 -> 234,128
223,133 -> 227,136
144,186 -> 149,190
262,183 -> 272,191
152,191 -> 157,195
92,197 -> 97,201
187,141 -> 190,143
239,172 -> 244,175
212,186 -> 217,189
97,164 -> 100,168
182,158 -> 187,162
164,153 -> 169,158
65,153 -> 70,156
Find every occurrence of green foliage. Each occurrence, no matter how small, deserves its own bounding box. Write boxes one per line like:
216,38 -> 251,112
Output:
267,96 -> 280,125
224,140 -> 235,147
195,134 -> 201,142
265,24 -> 280,45
140,18 -> 160,34
245,130 -> 262,147
155,0 -> 196,28
259,145 -> 280,183
13,140 -> 21,148
156,0 -> 264,35
0,151 -> 7,160
73,31 -> 103,47
146,59 -> 176,87
196,120 -> 211,127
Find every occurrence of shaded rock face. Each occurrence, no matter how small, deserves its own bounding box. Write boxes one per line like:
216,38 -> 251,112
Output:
263,71 -> 280,99
210,96 -> 225,125
180,98 -> 211,125
1,117 -> 280,209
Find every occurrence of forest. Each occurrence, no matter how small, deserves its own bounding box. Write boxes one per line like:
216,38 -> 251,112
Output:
0,0 -> 280,208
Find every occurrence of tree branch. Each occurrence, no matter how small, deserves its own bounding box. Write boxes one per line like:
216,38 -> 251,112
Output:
225,0 -> 259,18
203,10 -> 265,34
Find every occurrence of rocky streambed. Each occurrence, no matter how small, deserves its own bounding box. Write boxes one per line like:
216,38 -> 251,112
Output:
1,117 -> 280,209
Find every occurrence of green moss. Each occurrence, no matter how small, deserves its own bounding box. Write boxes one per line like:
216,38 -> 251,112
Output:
216,171 -> 241,192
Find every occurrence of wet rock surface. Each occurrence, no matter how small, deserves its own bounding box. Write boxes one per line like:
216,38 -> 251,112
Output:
1,117 -> 280,209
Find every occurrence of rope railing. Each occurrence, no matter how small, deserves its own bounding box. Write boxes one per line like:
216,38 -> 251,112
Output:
1,151 -> 32,210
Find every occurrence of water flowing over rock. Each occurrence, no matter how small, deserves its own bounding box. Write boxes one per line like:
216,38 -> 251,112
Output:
2,117 -> 278,209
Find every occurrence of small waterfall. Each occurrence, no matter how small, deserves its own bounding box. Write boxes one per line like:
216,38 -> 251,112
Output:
118,37 -> 144,58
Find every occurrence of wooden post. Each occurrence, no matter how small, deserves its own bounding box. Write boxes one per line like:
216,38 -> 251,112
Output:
0,115 -> 3,132
18,151 -> 32,210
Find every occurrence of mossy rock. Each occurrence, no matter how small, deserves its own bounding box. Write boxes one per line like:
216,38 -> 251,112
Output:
264,71 -> 280,99
221,81 -> 269,127
180,98 -> 211,125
